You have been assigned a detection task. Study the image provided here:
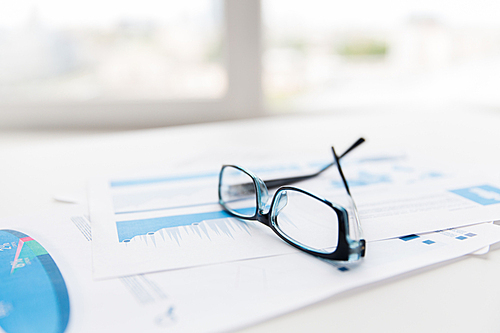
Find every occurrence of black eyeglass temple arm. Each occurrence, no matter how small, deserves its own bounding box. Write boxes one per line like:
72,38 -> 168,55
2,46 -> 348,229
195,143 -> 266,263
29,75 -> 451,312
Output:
263,137 -> 365,189
331,146 -> 352,196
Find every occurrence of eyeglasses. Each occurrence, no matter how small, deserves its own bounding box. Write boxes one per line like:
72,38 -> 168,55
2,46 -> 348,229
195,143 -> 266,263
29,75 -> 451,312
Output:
218,138 -> 366,261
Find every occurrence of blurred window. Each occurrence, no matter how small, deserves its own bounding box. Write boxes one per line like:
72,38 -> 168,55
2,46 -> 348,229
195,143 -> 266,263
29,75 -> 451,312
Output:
0,1 -> 226,103
263,0 -> 500,112
7,1 -> 499,128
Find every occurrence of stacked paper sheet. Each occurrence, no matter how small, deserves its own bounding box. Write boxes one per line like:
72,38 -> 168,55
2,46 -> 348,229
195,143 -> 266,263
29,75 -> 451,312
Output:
3,150 -> 500,332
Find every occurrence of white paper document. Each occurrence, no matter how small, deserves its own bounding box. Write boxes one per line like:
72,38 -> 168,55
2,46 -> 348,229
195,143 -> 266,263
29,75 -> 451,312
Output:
1,208 -> 500,333
89,152 -> 500,278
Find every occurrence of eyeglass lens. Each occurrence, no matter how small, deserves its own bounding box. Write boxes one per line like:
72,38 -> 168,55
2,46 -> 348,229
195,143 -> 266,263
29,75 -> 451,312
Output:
220,165 -> 345,254
219,166 -> 257,218
272,189 -> 340,253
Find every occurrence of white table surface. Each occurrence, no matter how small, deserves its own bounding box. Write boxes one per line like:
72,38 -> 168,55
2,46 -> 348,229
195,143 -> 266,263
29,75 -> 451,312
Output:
1,107 -> 500,332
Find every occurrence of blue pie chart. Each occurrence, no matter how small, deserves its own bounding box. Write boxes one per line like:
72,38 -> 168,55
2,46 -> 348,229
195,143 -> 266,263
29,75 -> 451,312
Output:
0,230 -> 70,333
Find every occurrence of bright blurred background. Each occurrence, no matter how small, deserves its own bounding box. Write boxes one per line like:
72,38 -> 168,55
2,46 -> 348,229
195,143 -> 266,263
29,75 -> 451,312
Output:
0,1 -> 226,102
1,0 -> 500,128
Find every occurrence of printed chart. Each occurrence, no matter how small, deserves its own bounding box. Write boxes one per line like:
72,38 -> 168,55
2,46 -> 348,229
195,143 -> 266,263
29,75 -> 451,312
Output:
90,153 -> 500,278
0,230 -> 70,333
117,209 -> 254,243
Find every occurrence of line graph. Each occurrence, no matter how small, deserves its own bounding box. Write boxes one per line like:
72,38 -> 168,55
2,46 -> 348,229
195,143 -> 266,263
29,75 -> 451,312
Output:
116,208 -> 255,243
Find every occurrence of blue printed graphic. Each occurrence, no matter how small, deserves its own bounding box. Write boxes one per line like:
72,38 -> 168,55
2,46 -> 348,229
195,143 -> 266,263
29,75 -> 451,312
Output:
455,236 -> 467,240
400,234 -> 420,241
111,172 -> 218,187
111,165 -> 302,188
0,230 -> 70,333
422,240 -> 435,245
346,171 -> 392,187
116,208 -> 255,242
450,185 -> 500,205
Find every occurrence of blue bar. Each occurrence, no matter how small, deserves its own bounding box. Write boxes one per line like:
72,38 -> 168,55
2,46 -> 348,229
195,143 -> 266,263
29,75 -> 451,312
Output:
110,172 -> 219,187
400,234 -> 419,241
450,185 -> 500,205
110,164 -> 303,187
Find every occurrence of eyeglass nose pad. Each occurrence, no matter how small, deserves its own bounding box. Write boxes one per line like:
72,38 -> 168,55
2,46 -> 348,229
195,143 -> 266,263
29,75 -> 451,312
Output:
274,190 -> 288,215
255,177 -> 270,212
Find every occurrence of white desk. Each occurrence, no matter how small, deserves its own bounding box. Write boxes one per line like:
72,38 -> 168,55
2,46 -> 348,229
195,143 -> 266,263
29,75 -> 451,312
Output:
1,108 -> 499,332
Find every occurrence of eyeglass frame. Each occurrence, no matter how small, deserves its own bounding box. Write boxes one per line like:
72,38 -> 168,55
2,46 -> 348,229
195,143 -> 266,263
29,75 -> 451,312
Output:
217,139 -> 366,261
